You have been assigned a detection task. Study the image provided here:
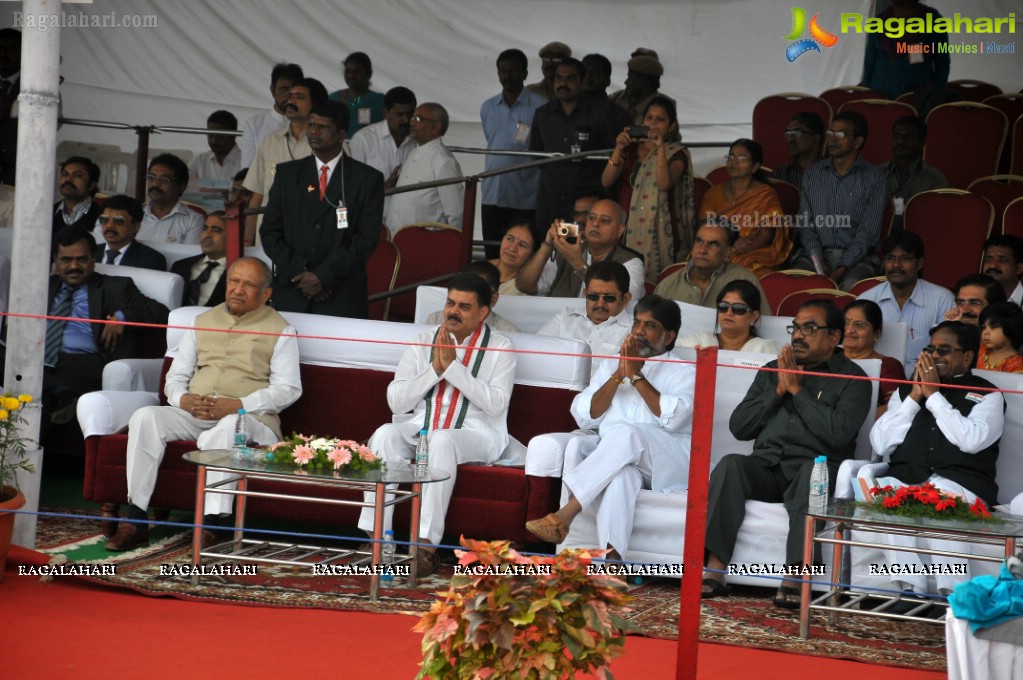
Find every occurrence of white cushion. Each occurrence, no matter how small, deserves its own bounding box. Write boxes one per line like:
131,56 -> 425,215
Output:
94,263 -> 184,311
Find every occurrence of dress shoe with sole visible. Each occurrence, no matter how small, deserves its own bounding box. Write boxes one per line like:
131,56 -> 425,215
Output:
105,523 -> 150,552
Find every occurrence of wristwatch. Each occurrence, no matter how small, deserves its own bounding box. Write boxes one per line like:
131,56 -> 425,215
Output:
629,373 -> 645,386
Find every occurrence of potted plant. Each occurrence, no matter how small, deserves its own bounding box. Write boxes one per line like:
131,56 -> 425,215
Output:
415,537 -> 637,679
0,394 -> 36,580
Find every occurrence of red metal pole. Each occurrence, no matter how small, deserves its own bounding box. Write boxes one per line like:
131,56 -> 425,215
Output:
134,127 -> 150,202
676,345 -> 717,680
461,178 -> 477,268
224,201 -> 243,269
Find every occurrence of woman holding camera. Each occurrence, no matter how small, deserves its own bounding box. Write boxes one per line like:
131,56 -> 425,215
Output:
699,138 -> 790,274
602,95 -> 694,283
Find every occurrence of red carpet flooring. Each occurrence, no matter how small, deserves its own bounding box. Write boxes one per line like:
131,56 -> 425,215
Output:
2,548 -> 945,680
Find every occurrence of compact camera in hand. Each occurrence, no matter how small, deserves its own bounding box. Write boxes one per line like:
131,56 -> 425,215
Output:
558,222 -> 579,238
628,125 -> 649,139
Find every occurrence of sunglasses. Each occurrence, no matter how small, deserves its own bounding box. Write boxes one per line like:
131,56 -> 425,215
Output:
98,215 -> 128,226
923,345 -> 965,356
717,302 -> 750,315
585,293 -> 619,303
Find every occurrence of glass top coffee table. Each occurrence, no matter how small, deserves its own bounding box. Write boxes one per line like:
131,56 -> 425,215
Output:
798,499 -> 1023,638
183,449 -> 450,601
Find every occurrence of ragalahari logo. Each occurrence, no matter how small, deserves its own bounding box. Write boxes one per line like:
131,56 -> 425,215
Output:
784,7 -> 839,62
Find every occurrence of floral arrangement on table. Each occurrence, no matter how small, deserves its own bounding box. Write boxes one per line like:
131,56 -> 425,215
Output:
262,434 -> 383,474
863,482 -> 1001,523
0,394 -> 36,498
415,537 -> 636,679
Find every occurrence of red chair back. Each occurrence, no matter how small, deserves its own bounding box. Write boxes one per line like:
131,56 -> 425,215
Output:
967,176 -> 1023,232
390,223 -> 465,320
924,103 -> 1009,189
948,79 -> 1003,103
903,190 -> 994,289
752,93 -> 832,170
656,262 -> 686,284
895,92 -> 917,109
776,289 -> 857,317
1013,116 -> 1023,177
767,179 -> 800,216
982,94 -> 1023,173
848,276 -> 886,297
758,271 -> 834,314
705,165 -> 729,186
838,99 -> 918,165
1004,197 -> 1023,240
365,239 -> 400,321
820,86 -> 885,113
692,176 -> 712,221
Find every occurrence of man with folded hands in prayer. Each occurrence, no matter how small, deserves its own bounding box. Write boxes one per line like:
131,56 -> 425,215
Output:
105,258 -> 302,551
862,321 -> 1003,598
526,295 -> 694,565
359,273 -> 516,575
701,300 -> 871,608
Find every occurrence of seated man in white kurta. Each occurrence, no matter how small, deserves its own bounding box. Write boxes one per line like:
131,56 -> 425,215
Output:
526,295 -> 695,561
862,320 -> 1004,596
358,272 -> 516,575
105,258 -> 302,551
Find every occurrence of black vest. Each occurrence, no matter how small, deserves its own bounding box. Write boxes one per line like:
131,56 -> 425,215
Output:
886,372 -> 1002,506
548,243 -> 642,298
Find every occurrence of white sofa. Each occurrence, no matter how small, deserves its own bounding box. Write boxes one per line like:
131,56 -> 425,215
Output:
524,348 -> 881,587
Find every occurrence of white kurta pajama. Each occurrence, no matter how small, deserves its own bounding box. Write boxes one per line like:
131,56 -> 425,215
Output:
863,386 -> 1004,594
358,324 -> 516,545
562,355 -> 695,556
125,310 -> 302,515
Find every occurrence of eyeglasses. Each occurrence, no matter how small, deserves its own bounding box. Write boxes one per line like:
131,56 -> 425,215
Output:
725,154 -> 751,162
411,115 -> 437,124
825,130 -> 849,140
98,215 -> 128,226
783,129 -> 812,138
717,302 -> 750,315
145,173 -> 175,185
923,344 -> 965,356
845,319 -> 871,330
955,298 -> 985,308
787,322 -> 830,336
883,254 -> 918,264
585,293 -> 619,303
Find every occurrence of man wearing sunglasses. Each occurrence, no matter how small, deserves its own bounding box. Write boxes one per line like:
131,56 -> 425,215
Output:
771,112 -> 823,189
538,260 -> 632,373
702,300 -> 870,607
136,153 -> 204,245
862,321 -> 1003,598
94,195 -> 167,271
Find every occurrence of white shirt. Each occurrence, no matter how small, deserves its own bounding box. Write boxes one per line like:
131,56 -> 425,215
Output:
317,152 -> 342,187
858,278 -> 954,375
538,308 -> 632,372
349,120 -> 415,179
537,253 -> 646,303
387,326 -> 516,451
385,138 -> 463,234
870,381 -> 1005,458
165,316 -> 303,414
239,108 -> 286,169
188,146 -> 241,182
188,256 -> 227,306
675,331 -> 779,355
137,201 -> 204,244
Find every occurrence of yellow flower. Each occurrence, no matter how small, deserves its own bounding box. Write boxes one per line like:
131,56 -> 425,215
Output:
0,410 -> 8,421
18,394 -> 32,403
2,397 -> 20,410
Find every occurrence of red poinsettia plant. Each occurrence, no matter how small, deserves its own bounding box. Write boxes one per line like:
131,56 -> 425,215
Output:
864,482 -> 1001,523
415,537 -> 636,679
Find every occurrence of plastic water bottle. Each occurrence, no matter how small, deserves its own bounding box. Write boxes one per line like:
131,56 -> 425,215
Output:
415,428 -> 429,475
231,409 -> 248,460
808,455 -> 829,516
380,529 -> 395,584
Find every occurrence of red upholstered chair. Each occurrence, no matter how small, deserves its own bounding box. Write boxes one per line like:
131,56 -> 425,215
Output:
948,79 -> 1003,103
967,176 -> 1023,232
776,288 -> 857,316
180,201 -> 208,218
848,276 -> 886,297
982,94 -> 1023,173
752,93 -> 832,170
656,262 -> 685,284
390,223 -> 465,321
1004,197 -> 1023,240
820,86 -> 885,113
705,165 -> 729,186
767,179 -> 800,216
758,271 -> 834,314
895,92 -> 917,108
365,239 -> 400,321
838,99 -> 918,165
903,190 -> 994,289
692,176 -> 712,219
924,103 -> 1009,189
1013,116 -> 1023,177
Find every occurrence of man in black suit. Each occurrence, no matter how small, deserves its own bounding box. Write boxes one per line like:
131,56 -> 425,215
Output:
171,211 -> 228,307
53,156 -> 104,240
260,100 -> 383,317
0,28 -> 21,185
45,226 -> 170,423
94,194 -> 167,271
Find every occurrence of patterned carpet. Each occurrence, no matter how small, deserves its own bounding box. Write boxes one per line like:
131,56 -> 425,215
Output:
34,509 -> 946,670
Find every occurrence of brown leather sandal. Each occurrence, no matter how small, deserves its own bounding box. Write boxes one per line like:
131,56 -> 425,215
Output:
525,513 -> 569,544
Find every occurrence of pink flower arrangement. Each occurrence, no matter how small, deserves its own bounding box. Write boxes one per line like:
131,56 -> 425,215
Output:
261,433 -> 384,474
